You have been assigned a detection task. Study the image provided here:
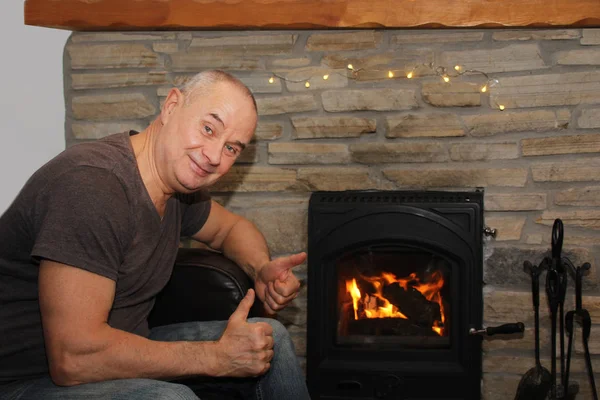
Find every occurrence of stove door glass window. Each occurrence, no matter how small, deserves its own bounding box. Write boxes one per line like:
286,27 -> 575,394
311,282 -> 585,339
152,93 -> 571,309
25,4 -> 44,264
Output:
336,246 -> 452,348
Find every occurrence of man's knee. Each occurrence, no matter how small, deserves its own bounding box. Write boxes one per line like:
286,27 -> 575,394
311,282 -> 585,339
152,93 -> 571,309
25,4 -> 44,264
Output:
250,317 -> 289,340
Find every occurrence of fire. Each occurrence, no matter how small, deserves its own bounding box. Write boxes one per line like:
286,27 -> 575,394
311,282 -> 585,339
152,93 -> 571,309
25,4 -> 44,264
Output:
346,270 -> 446,336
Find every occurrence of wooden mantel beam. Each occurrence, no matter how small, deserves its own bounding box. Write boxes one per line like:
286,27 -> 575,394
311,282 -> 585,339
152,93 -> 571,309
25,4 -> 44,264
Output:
24,0 -> 600,31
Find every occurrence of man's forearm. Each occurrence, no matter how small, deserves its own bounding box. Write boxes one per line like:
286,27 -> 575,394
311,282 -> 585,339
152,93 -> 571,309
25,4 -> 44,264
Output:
220,218 -> 271,281
48,324 -> 219,386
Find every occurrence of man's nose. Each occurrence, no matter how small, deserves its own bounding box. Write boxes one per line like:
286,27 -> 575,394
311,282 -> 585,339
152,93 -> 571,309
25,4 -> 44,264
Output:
203,142 -> 222,166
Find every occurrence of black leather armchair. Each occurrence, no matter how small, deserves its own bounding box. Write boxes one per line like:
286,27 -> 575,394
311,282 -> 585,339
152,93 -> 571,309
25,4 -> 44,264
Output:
148,247 -> 264,399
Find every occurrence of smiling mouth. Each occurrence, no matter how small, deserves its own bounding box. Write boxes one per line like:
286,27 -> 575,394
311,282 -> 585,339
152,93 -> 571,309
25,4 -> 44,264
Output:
189,157 -> 215,176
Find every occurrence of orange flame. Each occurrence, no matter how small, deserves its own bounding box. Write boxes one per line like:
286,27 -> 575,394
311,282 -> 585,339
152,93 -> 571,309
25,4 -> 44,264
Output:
346,271 -> 446,336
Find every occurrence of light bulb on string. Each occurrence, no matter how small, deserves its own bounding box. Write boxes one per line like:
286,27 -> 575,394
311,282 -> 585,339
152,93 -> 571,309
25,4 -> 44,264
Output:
305,81 -> 310,88
454,65 -> 461,71
268,77 -> 275,84
388,71 -> 394,78
347,64 -> 354,70
481,85 -> 487,93
323,74 -> 329,80
406,71 -> 414,79
499,105 -> 505,111
442,75 -> 450,83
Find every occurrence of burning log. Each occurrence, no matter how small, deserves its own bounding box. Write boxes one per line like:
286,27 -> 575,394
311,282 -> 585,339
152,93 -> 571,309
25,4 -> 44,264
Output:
382,282 -> 441,328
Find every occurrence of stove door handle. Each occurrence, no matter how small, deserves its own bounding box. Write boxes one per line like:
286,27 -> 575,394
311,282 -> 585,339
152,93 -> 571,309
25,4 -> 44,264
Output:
469,322 -> 525,336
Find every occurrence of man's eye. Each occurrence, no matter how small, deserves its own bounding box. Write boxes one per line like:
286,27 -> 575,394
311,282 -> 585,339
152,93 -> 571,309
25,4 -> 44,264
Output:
225,145 -> 238,155
204,126 -> 213,135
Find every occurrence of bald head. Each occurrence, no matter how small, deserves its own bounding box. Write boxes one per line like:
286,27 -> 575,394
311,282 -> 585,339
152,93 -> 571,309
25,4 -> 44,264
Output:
179,70 -> 257,113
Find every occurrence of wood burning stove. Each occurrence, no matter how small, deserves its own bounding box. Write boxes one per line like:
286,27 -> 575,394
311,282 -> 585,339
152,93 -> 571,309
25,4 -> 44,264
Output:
307,189 -> 493,400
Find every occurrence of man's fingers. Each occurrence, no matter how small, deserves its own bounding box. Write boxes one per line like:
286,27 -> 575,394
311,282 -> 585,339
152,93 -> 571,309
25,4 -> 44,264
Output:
229,288 -> 255,322
270,252 -> 307,280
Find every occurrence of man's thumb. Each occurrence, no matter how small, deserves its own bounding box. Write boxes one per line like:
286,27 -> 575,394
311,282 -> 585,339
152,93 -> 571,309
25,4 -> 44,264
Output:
230,288 -> 255,322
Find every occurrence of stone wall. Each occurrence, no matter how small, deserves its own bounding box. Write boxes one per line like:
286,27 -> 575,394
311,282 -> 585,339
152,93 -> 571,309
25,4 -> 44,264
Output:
65,28 -> 600,399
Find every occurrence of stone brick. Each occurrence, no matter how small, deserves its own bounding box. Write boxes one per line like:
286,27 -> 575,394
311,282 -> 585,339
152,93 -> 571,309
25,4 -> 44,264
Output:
577,108 -> 600,128
189,34 -> 297,55
67,44 -> 161,69
169,52 -> 262,71
555,49 -> 600,65
421,82 -> 481,107
581,29 -> 600,45
525,233 -> 544,245
71,121 -> 147,140
386,113 -> 465,138
522,134 -> 600,156
236,144 -> 259,164
72,93 -> 156,121
256,95 -> 318,116
284,68 -> 348,91
152,42 -> 179,53
292,117 -> 376,139
322,89 -> 417,112
463,109 -> 570,136
382,167 -> 528,188
493,30 -> 580,41
215,194 -> 310,210
483,216 -> 526,241
485,193 -> 547,211
210,166 -> 299,192
268,143 -> 349,164
555,186 -> 600,207
482,373 -> 526,400
71,32 -> 177,43
350,143 -> 448,164
236,207 -> 307,254
270,58 -> 312,68
490,71 -> 600,108
536,210 -> 600,230
322,50 -> 434,72
484,290 -> 539,323
531,158 -> 600,182
484,247 -> 595,288
449,143 -> 518,161
296,167 -> 379,191
440,44 -> 547,73
255,122 -> 284,141
71,72 -> 168,90
392,31 -> 484,44
305,31 -> 382,51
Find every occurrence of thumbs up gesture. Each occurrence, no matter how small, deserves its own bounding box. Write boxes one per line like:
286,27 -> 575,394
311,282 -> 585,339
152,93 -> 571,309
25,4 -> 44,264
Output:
214,289 -> 274,377
255,252 -> 306,315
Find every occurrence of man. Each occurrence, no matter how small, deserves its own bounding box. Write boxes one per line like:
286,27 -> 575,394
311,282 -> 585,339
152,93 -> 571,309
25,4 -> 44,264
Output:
0,70 -> 311,399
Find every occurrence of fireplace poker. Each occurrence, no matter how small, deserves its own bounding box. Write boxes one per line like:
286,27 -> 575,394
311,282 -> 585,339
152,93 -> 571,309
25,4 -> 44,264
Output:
546,261 -> 562,399
564,261 -> 597,400
551,219 -> 568,394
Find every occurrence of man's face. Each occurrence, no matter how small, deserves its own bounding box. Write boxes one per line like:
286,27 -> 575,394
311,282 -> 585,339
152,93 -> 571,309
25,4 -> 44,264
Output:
158,81 -> 257,193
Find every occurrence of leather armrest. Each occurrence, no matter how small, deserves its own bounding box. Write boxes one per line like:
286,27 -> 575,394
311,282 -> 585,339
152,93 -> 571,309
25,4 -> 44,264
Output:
148,248 -> 263,329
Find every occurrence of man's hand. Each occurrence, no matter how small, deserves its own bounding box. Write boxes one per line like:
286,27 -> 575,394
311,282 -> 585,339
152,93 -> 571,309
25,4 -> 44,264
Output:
255,252 -> 306,315
214,289 -> 274,377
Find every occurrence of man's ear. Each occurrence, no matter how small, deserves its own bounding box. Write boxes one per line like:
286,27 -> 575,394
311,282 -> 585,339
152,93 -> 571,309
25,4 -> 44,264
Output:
160,88 -> 183,125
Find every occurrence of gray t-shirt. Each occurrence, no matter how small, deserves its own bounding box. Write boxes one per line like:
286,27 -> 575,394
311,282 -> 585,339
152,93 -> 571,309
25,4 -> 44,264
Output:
0,131 -> 211,383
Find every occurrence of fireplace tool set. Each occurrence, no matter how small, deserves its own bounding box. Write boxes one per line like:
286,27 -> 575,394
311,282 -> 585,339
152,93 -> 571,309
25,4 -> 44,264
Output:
515,219 -> 597,400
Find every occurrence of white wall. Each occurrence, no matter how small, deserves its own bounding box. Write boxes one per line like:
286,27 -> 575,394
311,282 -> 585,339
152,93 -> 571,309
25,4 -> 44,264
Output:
0,2 -> 70,212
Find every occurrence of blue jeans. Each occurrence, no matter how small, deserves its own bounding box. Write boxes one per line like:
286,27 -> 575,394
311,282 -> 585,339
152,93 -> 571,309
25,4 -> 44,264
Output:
0,319 -> 310,400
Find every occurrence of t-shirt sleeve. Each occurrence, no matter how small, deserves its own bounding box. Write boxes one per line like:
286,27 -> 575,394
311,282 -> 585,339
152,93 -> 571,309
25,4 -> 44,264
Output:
178,190 -> 212,238
31,166 -> 133,281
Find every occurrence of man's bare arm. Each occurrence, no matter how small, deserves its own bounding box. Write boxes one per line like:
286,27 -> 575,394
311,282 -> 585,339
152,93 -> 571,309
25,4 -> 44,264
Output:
39,260 -> 272,386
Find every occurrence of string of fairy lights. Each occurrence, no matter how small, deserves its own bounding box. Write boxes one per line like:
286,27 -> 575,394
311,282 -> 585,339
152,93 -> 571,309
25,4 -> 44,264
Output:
266,62 -> 505,110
